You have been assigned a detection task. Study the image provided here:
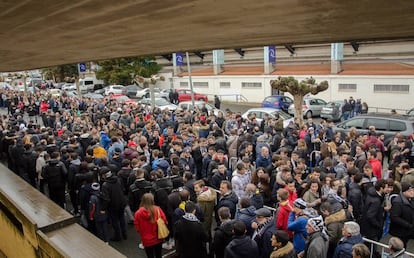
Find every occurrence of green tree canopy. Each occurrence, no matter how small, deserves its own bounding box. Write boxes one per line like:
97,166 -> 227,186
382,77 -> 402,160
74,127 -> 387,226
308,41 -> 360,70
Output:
270,76 -> 329,126
96,56 -> 162,86
42,64 -> 78,82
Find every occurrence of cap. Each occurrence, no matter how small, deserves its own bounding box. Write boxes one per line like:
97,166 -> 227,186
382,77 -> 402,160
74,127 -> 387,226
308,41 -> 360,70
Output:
401,182 -> 413,192
91,183 -> 100,191
128,141 -> 137,148
254,207 -> 272,217
307,215 -> 325,232
293,198 -> 307,209
99,166 -> 112,178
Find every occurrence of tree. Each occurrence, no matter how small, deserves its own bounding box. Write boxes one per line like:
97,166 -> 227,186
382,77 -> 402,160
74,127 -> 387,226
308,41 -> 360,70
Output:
96,56 -> 162,86
270,76 -> 328,126
42,64 -> 78,82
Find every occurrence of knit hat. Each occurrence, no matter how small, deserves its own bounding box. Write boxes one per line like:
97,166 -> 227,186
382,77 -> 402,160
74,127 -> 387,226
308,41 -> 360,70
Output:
274,230 -> 289,246
401,182 -> 413,192
91,183 -> 100,191
294,198 -> 307,209
307,215 -> 325,232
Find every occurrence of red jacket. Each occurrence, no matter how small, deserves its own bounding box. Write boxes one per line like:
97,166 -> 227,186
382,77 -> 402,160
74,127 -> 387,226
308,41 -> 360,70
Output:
40,102 -> 49,113
284,186 -> 298,203
134,206 -> 168,247
369,158 -> 382,179
276,200 -> 294,239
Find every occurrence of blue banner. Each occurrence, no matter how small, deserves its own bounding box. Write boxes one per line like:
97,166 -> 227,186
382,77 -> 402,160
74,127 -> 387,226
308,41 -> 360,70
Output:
175,52 -> 184,66
268,46 -> 276,64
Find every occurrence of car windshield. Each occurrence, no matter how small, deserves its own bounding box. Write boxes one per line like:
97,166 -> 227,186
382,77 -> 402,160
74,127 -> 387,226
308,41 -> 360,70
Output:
264,96 -> 278,102
325,102 -> 340,108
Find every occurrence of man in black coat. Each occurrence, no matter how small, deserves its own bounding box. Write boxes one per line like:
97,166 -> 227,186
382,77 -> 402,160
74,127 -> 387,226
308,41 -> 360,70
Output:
174,201 -> 209,258
100,166 -> 127,241
215,181 -> 238,223
389,182 -> 414,246
42,152 -> 67,208
225,220 -> 259,258
212,207 -> 234,258
360,179 -> 386,241
21,143 -> 38,187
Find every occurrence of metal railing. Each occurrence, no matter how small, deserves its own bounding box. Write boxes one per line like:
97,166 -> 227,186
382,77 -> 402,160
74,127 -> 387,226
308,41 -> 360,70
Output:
363,237 -> 414,258
368,107 -> 409,114
205,94 -> 249,103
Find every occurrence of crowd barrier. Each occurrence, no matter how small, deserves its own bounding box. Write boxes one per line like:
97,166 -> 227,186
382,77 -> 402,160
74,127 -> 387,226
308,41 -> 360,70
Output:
0,163 -> 125,258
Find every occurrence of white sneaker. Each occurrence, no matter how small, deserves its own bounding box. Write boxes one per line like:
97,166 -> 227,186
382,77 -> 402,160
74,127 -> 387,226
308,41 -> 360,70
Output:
169,239 -> 175,247
162,242 -> 173,250
139,243 -> 144,249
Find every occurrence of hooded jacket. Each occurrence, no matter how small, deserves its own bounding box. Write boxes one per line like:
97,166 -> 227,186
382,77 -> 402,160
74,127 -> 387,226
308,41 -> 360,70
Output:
270,241 -> 296,258
276,200 -> 294,239
128,178 -> 152,212
236,205 -> 256,236
134,206 -> 167,247
197,186 -> 217,236
325,209 -> 347,256
121,147 -> 139,161
174,213 -> 208,258
225,235 -> 259,258
101,175 -> 127,212
212,220 -> 234,258
287,212 -> 308,253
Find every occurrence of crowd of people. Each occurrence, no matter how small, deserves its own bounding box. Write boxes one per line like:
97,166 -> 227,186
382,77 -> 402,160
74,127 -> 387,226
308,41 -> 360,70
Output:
1,88 -> 414,258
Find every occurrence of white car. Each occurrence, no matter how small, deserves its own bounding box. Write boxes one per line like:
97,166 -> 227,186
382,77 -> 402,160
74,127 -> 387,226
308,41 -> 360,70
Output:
105,85 -> 126,95
241,107 -> 294,128
178,101 -> 221,116
61,83 -> 76,91
140,97 -> 177,111
136,88 -> 160,99
49,89 -> 63,97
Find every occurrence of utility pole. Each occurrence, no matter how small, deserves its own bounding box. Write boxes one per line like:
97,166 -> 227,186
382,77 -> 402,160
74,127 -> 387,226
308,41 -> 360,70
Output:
186,52 -> 195,108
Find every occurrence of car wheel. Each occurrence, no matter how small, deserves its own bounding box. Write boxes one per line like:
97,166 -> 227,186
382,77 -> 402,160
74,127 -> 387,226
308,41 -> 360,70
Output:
198,98 -> 204,101
305,111 -> 313,118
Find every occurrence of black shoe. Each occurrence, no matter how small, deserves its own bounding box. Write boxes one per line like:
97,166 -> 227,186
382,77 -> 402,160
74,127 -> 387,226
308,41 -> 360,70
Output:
110,237 -> 122,242
122,234 -> 127,240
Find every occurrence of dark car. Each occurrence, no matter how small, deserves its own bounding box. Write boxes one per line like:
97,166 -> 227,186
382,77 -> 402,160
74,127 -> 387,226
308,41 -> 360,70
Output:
334,113 -> 414,140
261,95 -> 293,112
125,84 -> 143,98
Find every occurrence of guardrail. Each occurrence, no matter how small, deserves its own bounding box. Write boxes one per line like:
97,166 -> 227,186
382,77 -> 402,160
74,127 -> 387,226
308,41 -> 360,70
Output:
363,237 -> 414,258
205,94 -> 249,103
368,107 -> 409,114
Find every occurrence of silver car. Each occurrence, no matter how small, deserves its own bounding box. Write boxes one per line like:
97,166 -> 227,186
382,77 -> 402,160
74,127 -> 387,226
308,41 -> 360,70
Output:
241,108 -> 294,128
321,100 -> 345,121
140,97 -> 177,111
178,101 -> 221,116
288,97 -> 327,118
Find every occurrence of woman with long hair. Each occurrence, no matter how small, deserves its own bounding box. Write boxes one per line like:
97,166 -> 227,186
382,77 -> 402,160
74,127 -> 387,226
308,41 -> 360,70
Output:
134,193 -> 168,258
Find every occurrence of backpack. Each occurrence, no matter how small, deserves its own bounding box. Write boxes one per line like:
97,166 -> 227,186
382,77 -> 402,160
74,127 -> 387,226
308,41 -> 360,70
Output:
89,193 -> 107,222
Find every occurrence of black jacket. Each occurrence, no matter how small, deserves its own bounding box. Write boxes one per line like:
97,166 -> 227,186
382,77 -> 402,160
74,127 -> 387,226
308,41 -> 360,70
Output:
389,193 -> 414,239
253,218 -> 277,258
361,187 -> 384,238
348,182 -> 364,222
216,191 -> 238,221
42,159 -> 67,188
225,235 -> 259,258
212,220 -> 234,258
174,215 -> 209,258
101,175 -> 127,212
128,178 -> 152,212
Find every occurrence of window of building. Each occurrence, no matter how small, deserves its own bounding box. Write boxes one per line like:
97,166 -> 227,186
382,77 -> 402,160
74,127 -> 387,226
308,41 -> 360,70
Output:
373,84 -> 409,93
220,82 -> 231,88
338,83 -> 357,92
241,82 -> 262,88
180,81 -> 188,88
193,82 -> 209,88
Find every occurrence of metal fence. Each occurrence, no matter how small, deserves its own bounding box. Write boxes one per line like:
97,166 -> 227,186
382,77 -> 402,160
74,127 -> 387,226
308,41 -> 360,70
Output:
363,237 -> 414,258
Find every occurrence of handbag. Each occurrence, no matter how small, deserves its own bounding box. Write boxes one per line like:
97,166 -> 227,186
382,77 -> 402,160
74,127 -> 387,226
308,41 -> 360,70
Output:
156,208 -> 169,239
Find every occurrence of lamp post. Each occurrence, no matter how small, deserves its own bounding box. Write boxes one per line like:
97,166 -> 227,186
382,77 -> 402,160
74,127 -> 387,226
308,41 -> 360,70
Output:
138,75 -> 165,109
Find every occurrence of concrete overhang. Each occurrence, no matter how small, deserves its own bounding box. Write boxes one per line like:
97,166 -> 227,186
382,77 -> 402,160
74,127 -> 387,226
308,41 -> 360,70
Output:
1,0 -> 414,72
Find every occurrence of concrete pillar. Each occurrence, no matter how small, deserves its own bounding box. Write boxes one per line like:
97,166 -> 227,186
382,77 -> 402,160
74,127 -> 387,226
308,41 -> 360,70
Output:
264,46 -> 276,74
213,49 -> 224,75
331,43 -> 344,74
173,52 -> 184,76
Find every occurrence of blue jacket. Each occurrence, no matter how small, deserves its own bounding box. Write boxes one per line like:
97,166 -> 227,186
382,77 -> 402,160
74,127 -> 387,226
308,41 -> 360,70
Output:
287,212 -> 308,253
236,205 -> 256,236
333,234 -> 363,258
255,155 -> 271,168
100,132 -> 111,150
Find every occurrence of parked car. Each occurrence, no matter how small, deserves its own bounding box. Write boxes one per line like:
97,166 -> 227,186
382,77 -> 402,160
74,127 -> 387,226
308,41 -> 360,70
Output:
107,94 -> 137,106
104,85 -> 126,95
241,107 -> 293,128
407,108 -> 414,116
49,89 -> 63,98
124,85 -> 143,98
177,89 -> 208,102
83,93 -> 104,100
288,97 -> 327,118
334,113 -> 414,140
62,83 -> 76,91
140,97 -> 177,111
0,82 -> 12,89
135,88 -> 160,99
94,87 -> 107,95
320,100 -> 345,121
79,77 -> 104,92
178,100 -> 221,116
261,95 -> 293,112
158,89 -> 171,100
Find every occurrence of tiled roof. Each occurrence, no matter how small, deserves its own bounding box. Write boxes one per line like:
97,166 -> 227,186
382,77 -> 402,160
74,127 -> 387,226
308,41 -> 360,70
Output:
177,63 -> 414,76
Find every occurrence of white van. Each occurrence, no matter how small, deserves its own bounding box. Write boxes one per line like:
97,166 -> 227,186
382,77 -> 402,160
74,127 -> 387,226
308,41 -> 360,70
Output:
79,77 -> 104,92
